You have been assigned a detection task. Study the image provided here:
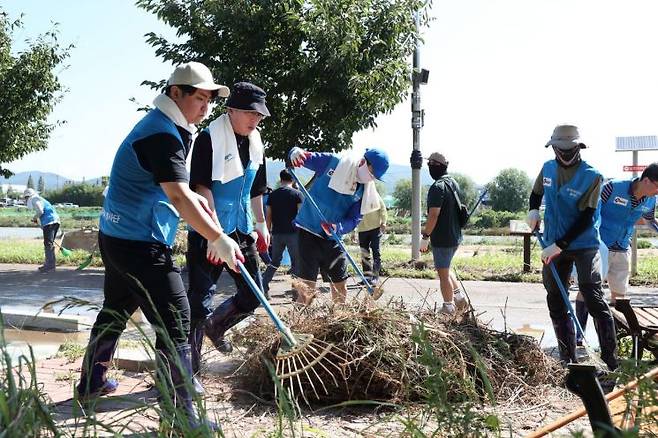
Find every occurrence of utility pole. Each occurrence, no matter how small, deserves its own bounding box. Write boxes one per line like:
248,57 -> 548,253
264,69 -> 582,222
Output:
410,11 -> 429,260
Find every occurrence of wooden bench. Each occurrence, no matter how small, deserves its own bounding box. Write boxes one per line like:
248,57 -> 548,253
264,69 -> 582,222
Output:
611,298 -> 658,360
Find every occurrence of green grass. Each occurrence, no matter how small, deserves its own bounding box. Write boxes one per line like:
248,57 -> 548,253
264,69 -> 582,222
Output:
0,239 -> 103,267
0,207 -> 101,228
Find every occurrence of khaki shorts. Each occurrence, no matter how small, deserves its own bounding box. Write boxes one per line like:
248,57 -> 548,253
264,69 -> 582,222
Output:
607,249 -> 630,300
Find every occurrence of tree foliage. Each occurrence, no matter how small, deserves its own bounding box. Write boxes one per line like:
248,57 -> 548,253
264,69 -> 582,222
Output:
486,168 -> 532,212
47,183 -> 104,207
136,0 -> 430,159
26,174 -> 34,189
0,10 -> 71,177
392,178 -> 429,212
37,176 -> 45,193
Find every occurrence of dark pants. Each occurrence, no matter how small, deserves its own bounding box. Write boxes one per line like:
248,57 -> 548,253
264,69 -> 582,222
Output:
42,222 -> 60,269
261,231 -> 300,291
542,247 -> 618,369
186,230 -> 263,321
297,228 -> 348,283
358,227 -> 382,278
90,232 -> 191,351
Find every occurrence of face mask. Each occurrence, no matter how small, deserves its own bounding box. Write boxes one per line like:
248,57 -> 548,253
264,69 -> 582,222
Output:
553,146 -> 581,167
428,164 -> 446,180
356,163 -> 375,183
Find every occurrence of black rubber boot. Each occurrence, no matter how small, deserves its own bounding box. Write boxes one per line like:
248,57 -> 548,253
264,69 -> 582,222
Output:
76,335 -> 119,399
593,316 -> 619,371
552,316 -> 578,366
203,297 -> 250,353
157,345 -> 220,433
188,319 -> 206,395
575,300 -> 589,346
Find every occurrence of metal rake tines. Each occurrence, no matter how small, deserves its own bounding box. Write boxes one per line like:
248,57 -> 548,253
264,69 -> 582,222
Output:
273,334 -> 350,404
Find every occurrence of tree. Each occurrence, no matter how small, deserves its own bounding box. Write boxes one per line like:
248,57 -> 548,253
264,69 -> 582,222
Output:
47,183 -> 104,207
26,174 -> 34,189
137,0 -> 430,159
37,175 -> 45,193
392,178 -> 428,212
451,173 -> 477,210
6,185 -> 16,199
486,168 -> 532,212
0,11 -> 71,178
0,185 -> 4,199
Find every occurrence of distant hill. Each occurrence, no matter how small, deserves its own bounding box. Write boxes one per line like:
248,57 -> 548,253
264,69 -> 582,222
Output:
1,171 -> 74,191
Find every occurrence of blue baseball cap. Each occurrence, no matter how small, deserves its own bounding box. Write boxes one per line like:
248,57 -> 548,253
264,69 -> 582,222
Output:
364,148 -> 390,180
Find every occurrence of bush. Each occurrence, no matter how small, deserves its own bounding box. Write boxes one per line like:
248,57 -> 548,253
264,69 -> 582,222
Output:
46,183 -> 105,207
471,210 -> 524,229
638,239 -> 653,249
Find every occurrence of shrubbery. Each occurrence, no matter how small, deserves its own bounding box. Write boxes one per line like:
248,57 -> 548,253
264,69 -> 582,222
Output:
46,183 -> 105,207
470,210 -> 524,229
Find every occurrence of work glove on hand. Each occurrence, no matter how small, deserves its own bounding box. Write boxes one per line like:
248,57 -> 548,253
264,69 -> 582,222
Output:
526,209 -> 541,231
289,147 -> 311,167
420,236 -> 430,253
320,222 -> 337,237
541,243 -> 562,265
254,221 -> 270,253
207,233 -> 244,272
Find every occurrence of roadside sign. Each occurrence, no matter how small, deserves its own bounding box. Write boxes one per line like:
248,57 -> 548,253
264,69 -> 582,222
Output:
616,136 -> 658,151
623,165 -> 647,172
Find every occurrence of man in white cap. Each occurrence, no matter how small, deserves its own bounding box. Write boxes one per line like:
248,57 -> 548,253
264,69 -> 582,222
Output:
419,152 -> 467,314
526,124 -> 618,371
23,188 -> 60,273
76,62 -> 239,431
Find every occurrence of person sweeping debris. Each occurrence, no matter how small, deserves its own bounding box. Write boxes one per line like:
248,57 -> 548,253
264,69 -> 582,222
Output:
23,188 -> 61,273
76,62 -> 233,431
526,124 -> 618,371
574,162 -> 658,345
288,146 -> 389,304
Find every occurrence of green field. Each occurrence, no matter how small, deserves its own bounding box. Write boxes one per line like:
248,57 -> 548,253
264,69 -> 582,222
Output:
0,206 -> 101,229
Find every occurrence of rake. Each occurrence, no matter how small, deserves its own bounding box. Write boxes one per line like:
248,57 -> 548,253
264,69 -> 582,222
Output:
236,259 -> 348,403
287,167 -> 384,300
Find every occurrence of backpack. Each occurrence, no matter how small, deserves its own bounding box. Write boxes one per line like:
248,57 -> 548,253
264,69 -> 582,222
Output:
442,179 -> 469,228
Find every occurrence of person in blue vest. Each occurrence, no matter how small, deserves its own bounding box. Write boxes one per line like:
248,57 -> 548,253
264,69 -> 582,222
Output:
185,82 -> 270,368
575,163 -> 658,345
76,62 -> 238,431
23,188 -> 60,273
526,124 -> 618,371
288,146 -> 390,304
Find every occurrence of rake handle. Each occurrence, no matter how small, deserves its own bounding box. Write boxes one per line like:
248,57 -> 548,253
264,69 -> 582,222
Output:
236,259 -> 297,347
534,232 -> 587,342
287,167 -> 375,295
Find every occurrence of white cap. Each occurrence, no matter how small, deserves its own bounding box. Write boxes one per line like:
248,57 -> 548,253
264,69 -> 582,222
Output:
167,62 -> 230,97
23,188 -> 36,198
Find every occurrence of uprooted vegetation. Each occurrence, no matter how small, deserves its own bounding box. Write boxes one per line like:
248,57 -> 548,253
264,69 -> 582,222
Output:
232,300 -> 564,407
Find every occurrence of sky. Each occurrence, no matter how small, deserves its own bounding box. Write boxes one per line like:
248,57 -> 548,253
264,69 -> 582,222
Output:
6,0 -> 658,185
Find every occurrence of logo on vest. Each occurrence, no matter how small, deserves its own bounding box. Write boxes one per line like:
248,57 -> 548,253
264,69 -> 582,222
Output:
542,177 -> 552,187
566,188 -> 583,198
225,153 -> 234,161
327,168 -> 335,176
101,208 -> 120,224
613,196 -> 629,207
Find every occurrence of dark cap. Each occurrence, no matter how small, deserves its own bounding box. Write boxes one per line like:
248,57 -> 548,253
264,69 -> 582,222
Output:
226,82 -> 270,117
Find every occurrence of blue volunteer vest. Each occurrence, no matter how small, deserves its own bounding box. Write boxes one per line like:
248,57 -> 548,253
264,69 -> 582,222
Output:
295,155 -> 364,237
599,179 -> 656,250
36,197 -> 59,227
542,160 -> 601,250
210,161 -> 258,235
100,108 -> 182,246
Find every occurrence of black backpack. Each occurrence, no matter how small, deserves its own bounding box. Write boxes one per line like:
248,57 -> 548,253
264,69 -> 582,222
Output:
443,179 -> 469,228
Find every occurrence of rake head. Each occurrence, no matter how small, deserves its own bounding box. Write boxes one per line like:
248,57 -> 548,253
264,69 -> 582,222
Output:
273,333 -> 349,405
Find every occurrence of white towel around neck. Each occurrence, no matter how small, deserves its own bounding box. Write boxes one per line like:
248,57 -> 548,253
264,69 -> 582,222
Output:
209,113 -> 264,183
328,155 -> 381,215
153,94 -> 196,134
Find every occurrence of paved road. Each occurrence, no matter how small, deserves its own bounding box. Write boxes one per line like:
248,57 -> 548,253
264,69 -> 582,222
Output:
2,263 -> 658,355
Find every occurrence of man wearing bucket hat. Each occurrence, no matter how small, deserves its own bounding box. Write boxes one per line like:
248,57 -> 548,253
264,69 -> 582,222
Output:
288,146 -> 390,304
185,82 -> 271,365
76,61 -> 236,431
23,188 -> 60,273
526,124 -> 618,371
574,162 -> 658,345
419,152 -> 468,314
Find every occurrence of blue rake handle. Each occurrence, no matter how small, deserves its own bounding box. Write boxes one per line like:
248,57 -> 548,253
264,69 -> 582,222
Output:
236,259 -> 297,347
287,167 -> 376,296
534,232 -> 587,342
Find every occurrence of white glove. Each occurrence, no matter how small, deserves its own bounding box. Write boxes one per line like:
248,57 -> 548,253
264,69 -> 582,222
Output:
289,147 -> 310,167
207,233 -> 244,271
254,221 -> 270,251
526,209 -> 541,231
541,243 -> 562,264
420,236 -> 430,252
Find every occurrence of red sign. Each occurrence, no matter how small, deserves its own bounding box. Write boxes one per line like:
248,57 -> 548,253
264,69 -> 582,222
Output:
623,165 -> 648,172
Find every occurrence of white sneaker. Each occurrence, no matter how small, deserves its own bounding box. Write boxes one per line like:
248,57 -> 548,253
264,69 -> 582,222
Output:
440,302 -> 456,315
455,296 -> 468,312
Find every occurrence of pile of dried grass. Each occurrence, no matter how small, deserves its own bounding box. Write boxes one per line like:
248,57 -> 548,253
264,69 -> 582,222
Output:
232,300 -> 564,405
